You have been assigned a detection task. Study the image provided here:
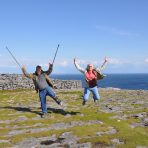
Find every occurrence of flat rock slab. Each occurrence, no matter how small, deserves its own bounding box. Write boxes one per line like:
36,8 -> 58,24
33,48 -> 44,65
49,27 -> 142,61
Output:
7,120 -> 103,136
15,133 -> 92,148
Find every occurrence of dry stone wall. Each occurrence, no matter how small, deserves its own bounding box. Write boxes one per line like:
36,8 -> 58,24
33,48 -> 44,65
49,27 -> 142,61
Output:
0,74 -> 82,90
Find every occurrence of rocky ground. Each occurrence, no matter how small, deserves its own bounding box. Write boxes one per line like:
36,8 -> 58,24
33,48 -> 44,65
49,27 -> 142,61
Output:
0,88 -> 148,148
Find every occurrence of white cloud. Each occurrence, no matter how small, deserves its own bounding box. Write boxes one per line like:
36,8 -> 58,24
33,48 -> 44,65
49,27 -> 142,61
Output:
144,58 -> 148,63
57,60 -> 69,67
108,57 -> 148,67
91,61 -> 99,65
96,25 -> 139,37
54,59 -> 101,68
145,58 -> 148,63
108,58 -> 123,65
78,59 -> 88,65
108,57 -> 140,65
0,58 -> 18,68
112,28 -> 131,36
77,59 -> 96,65
0,65 -> 17,68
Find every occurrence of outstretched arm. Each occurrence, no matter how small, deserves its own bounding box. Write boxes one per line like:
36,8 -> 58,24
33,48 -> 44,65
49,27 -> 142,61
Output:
74,58 -> 85,73
21,66 -> 34,79
44,62 -> 53,75
96,57 -> 108,72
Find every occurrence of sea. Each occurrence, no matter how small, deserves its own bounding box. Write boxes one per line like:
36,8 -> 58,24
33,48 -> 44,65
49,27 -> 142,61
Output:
50,74 -> 148,90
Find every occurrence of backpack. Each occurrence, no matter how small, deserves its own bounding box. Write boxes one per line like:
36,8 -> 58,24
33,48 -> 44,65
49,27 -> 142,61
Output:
93,69 -> 106,80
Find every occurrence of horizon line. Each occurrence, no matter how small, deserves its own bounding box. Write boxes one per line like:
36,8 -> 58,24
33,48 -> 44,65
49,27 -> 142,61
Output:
0,73 -> 148,75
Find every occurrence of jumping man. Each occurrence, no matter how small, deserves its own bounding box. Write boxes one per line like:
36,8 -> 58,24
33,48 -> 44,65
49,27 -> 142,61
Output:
22,64 -> 62,117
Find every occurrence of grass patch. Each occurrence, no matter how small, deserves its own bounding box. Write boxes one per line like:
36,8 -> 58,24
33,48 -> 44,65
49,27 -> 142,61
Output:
0,143 -> 12,148
0,89 -> 148,147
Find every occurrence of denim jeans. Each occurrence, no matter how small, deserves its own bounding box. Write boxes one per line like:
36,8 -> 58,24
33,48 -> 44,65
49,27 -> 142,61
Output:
83,86 -> 100,102
39,86 -> 56,113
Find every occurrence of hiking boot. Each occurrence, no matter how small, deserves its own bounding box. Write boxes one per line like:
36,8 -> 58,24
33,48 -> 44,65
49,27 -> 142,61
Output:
59,101 -> 63,106
53,97 -> 63,105
82,100 -> 87,105
94,100 -> 99,106
41,113 -> 48,118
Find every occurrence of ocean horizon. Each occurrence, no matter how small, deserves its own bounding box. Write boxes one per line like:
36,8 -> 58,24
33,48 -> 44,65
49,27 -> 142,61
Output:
50,73 -> 148,90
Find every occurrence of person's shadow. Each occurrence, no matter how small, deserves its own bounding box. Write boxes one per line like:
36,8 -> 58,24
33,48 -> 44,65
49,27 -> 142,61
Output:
47,107 -> 80,115
0,106 -> 80,116
0,106 -> 42,116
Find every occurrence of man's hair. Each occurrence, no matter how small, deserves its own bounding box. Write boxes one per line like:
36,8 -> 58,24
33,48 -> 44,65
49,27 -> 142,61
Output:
36,65 -> 42,70
35,65 -> 42,75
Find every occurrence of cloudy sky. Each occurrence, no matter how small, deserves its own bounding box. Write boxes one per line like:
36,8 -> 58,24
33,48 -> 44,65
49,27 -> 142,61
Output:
0,0 -> 148,74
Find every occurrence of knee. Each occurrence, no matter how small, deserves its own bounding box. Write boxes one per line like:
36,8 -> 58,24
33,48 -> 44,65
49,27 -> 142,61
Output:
83,95 -> 89,101
93,94 -> 100,100
93,92 -> 100,100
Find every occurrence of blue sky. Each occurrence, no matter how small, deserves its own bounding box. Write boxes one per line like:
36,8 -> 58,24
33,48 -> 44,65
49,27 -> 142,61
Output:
0,0 -> 148,74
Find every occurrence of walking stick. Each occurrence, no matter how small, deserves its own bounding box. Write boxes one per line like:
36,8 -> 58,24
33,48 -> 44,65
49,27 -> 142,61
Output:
5,46 -> 22,69
52,44 -> 60,65
100,57 -> 108,69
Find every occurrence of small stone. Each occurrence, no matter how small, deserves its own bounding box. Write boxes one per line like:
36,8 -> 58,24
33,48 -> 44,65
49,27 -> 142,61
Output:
0,140 -> 9,143
111,138 -> 124,145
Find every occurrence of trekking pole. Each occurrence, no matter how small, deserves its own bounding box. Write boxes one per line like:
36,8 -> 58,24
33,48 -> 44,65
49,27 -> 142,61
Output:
52,44 -> 60,65
100,57 -> 108,70
5,46 -> 22,69
101,61 -> 106,69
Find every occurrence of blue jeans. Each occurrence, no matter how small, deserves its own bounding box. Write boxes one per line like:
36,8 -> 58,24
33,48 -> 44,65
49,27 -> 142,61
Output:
39,86 -> 56,113
83,86 -> 100,102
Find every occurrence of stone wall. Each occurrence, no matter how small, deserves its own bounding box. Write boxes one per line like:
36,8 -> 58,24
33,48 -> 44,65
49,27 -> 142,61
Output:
0,74 -> 82,90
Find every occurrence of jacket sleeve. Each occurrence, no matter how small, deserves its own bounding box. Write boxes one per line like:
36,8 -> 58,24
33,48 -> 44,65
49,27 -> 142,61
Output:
21,67 -> 34,79
45,74 -> 54,88
74,60 -> 85,74
44,64 -> 53,75
96,61 -> 107,72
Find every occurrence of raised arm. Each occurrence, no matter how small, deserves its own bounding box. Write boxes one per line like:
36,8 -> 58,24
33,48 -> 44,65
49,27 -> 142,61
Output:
21,66 -> 34,79
74,58 -> 85,73
96,57 -> 108,72
43,62 -> 53,75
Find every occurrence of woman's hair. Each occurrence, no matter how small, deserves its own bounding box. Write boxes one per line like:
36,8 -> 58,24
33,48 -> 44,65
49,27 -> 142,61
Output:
86,64 -> 94,71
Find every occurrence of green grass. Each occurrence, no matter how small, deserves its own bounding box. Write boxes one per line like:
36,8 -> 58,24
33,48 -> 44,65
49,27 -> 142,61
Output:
0,89 -> 148,147
0,143 -> 12,148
